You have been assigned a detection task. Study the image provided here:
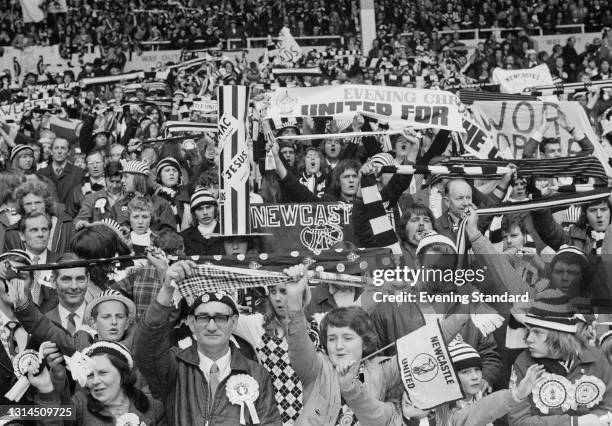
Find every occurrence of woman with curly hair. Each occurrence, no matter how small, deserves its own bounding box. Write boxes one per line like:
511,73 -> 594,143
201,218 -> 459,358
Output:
4,178 -> 75,254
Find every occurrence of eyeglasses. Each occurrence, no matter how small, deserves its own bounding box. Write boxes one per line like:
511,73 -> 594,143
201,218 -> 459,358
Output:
194,314 -> 232,325
87,161 -> 103,166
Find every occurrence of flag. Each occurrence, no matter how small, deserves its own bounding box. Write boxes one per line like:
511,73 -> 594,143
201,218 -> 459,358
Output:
217,85 -> 250,236
178,265 -> 290,305
277,27 -> 302,64
48,116 -> 81,144
20,0 -> 45,23
47,0 -> 67,13
396,320 -> 463,410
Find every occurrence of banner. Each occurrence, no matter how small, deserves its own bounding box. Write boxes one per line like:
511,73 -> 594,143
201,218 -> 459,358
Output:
20,0 -> 45,22
492,64 -> 554,94
396,321 -> 463,410
461,118 -> 502,159
0,46 -> 100,84
218,85 -> 250,235
191,100 -> 218,113
250,202 -> 355,254
124,50 -> 183,72
533,33 -> 599,55
277,26 -> 302,64
264,85 -> 464,133
470,101 -> 612,176
0,97 -> 62,122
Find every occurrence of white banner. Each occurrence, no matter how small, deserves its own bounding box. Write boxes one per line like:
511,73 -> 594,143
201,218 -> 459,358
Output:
191,100 -> 218,113
533,33 -> 599,55
124,50 -> 183,72
492,64 -> 554,94
396,321 -> 463,410
264,85 -> 464,132
20,0 -> 45,22
277,27 -> 302,64
471,100 -> 612,176
0,97 -> 62,122
0,45 -> 101,84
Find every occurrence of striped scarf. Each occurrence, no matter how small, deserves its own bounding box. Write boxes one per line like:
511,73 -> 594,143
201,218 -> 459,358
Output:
591,230 -> 605,255
360,174 -> 402,255
298,172 -> 326,197
434,157 -> 608,182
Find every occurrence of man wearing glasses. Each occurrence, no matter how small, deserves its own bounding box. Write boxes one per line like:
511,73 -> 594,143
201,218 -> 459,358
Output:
135,260 -> 282,425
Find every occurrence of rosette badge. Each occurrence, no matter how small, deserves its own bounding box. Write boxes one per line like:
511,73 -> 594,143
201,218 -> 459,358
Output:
277,90 -> 297,114
226,374 -> 261,425
116,413 -> 146,426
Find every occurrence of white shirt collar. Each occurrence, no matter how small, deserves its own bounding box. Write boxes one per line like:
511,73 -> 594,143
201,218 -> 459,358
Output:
58,303 -> 86,328
198,220 -> 218,238
197,347 -> 232,382
25,249 -> 47,264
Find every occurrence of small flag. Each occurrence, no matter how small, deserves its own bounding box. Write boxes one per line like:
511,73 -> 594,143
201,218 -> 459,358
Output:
396,320 -> 463,410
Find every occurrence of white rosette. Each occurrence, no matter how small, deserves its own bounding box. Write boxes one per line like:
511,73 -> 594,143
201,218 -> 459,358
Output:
116,412 -> 146,426
94,197 -> 107,214
64,350 -> 92,387
5,349 -> 42,401
532,373 -> 574,414
572,375 -> 606,410
226,374 -> 260,425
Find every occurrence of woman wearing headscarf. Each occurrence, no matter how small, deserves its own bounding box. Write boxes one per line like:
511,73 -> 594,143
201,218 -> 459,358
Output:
28,341 -> 166,425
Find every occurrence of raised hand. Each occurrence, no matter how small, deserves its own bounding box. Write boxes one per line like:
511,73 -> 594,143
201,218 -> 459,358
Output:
282,264 -> 309,311
515,364 -> 545,400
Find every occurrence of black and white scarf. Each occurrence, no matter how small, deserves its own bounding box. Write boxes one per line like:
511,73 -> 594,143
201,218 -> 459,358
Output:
298,172 -> 327,197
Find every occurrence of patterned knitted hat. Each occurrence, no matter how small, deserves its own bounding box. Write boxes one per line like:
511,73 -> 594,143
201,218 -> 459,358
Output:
9,144 -> 34,163
449,341 -> 482,371
550,245 -> 588,272
155,157 -> 181,182
416,231 -> 458,255
190,187 -> 217,211
188,290 -> 239,316
522,289 -> 581,333
120,159 -> 149,176
370,152 -> 396,169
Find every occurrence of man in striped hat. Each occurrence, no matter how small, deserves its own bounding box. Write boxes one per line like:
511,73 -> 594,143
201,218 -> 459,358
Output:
180,187 -> 222,256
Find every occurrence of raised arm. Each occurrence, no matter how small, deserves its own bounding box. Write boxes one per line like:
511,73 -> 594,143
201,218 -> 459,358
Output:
284,264 -> 324,387
134,260 -> 196,399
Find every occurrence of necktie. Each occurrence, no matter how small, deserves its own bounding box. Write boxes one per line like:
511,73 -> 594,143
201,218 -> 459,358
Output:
209,363 -> 220,400
55,167 -> 63,176
6,321 -> 20,357
66,312 -> 77,336
31,255 -> 41,305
